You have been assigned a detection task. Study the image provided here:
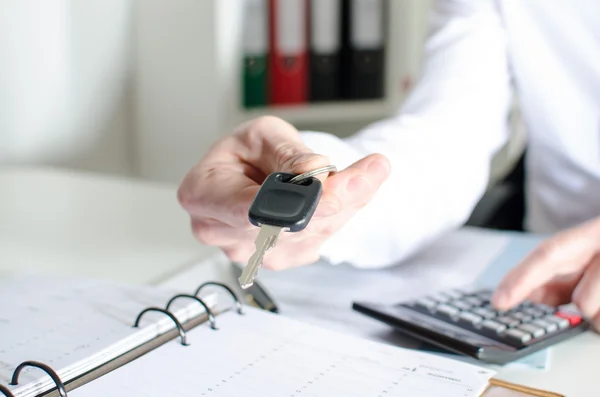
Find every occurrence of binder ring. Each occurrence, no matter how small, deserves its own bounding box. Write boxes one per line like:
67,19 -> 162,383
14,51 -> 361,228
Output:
9,361 -> 67,397
133,307 -> 188,346
165,294 -> 217,330
0,385 -> 14,397
194,281 -> 244,314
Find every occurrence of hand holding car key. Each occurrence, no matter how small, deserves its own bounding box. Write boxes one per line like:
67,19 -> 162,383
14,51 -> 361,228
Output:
238,165 -> 337,289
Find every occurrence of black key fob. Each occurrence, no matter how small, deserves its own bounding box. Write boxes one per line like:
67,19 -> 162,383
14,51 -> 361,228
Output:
248,172 -> 323,232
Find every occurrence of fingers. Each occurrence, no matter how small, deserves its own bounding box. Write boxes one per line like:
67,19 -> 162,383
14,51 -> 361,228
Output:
321,153 -> 391,212
178,168 -> 260,228
212,153 -> 391,271
191,218 -> 257,247
178,115 -> 392,273
572,254 -> 600,326
492,225 -> 600,310
220,232 -> 322,270
237,116 -> 333,177
526,272 -> 584,307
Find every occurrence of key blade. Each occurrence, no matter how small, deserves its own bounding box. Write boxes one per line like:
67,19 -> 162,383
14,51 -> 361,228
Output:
238,225 -> 282,289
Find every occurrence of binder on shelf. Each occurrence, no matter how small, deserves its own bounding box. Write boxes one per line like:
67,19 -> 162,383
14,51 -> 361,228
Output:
268,0 -> 309,105
341,0 -> 387,100
242,0 -> 269,108
308,0 -> 342,102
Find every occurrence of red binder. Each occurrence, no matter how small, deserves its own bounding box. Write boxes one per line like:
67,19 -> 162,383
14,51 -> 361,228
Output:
268,0 -> 308,105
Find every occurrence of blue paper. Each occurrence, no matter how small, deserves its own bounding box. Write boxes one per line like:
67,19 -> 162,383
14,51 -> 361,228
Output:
421,232 -> 551,369
475,232 -> 549,369
475,231 -> 545,289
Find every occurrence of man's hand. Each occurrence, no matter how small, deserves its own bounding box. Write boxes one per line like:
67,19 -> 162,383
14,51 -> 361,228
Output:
492,216 -> 600,330
177,116 -> 390,270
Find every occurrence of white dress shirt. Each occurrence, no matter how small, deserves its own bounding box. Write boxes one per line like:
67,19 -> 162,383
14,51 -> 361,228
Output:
300,0 -> 600,268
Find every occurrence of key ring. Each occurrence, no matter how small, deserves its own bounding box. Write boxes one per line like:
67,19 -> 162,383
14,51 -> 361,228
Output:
288,165 -> 337,184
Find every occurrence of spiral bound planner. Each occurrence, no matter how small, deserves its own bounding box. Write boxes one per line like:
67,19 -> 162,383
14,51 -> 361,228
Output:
0,275 -> 238,397
0,274 -> 559,397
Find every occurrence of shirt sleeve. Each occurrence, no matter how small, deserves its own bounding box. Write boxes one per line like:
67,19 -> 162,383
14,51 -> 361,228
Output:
299,0 -> 514,268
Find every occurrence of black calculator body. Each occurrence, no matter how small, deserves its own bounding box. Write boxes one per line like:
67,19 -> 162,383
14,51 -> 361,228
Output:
352,288 -> 589,365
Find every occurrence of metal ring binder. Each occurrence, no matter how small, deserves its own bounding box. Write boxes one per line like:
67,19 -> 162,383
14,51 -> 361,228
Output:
194,281 -> 244,314
0,385 -> 14,397
165,294 -> 218,330
9,361 -> 67,397
133,307 -> 188,345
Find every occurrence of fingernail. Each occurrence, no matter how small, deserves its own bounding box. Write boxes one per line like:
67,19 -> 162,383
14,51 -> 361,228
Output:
368,159 -> 390,175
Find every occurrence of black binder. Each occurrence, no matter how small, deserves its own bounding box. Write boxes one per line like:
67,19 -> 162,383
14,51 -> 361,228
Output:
340,0 -> 387,100
308,0 -> 342,101
0,280 -> 244,397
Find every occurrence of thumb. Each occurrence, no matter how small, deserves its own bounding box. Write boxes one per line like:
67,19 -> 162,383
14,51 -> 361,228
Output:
315,153 -> 391,217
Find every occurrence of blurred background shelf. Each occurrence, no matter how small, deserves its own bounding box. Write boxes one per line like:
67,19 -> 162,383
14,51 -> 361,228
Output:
235,99 -> 394,124
2,0 -> 448,183
131,0 -> 433,182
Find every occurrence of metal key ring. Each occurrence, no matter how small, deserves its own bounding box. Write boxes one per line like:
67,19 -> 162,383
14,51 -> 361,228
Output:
288,165 -> 337,184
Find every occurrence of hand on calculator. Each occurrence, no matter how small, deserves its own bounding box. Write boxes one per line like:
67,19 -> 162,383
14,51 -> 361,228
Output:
177,116 -> 390,274
493,215 -> 600,331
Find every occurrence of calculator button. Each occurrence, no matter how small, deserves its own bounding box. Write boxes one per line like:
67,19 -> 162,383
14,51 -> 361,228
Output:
518,300 -> 534,308
436,304 -> 460,318
531,319 -> 559,334
504,328 -> 532,345
415,297 -> 437,311
472,308 -> 496,319
444,289 -> 465,299
533,303 -> 556,314
464,296 -> 484,306
431,292 -> 452,303
545,315 -> 570,330
518,323 -> 545,339
450,300 -> 472,311
512,312 -> 533,323
458,311 -> 483,326
555,311 -> 582,326
481,319 -> 507,334
472,289 -> 492,300
496,316 -> 520,328
523,307 -> 545,318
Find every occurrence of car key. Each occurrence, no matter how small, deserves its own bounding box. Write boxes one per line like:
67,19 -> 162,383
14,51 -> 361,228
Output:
238,171 -> 323,289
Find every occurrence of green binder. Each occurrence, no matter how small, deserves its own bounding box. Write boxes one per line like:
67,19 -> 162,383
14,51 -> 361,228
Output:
242,0 -> 269,108
243,55 -> 268,108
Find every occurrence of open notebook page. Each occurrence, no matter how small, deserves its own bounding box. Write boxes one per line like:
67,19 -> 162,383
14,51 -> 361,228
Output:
0,275 -> 216,397
73,307 -> 496,397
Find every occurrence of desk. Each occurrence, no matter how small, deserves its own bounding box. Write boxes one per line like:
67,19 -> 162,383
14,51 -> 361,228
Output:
1,166 -> 597,396
160,236 -> 600,397
0,165 -> 218,284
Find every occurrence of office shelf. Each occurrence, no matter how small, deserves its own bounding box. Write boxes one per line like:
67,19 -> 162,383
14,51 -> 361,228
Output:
235,100 -> 394,125
134,0 -> 432,182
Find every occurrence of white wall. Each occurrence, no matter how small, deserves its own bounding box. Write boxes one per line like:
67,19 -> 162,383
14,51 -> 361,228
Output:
133,0 -> 223,183
0,0 -> 134,175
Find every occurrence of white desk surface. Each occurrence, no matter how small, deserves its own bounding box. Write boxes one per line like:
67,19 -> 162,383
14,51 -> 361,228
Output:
1,166 -> 597,396
0,165 -> 218,284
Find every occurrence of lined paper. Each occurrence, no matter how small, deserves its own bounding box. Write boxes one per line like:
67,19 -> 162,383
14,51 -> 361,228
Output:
74,307 -> 495,397
0,275 -> 216,397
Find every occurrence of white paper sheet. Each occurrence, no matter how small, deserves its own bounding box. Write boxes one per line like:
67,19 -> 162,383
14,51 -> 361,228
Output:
0,275 -> 216,397
160,227 -> 550,370
71,307 -> 496,397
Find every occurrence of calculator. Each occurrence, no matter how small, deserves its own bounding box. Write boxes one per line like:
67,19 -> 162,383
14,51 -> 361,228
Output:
352,287 -> 589,365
